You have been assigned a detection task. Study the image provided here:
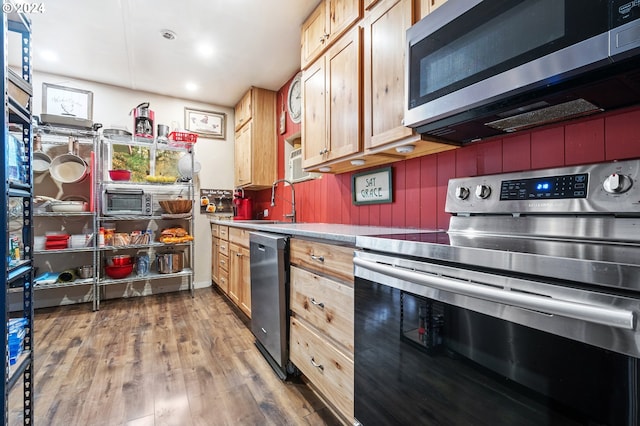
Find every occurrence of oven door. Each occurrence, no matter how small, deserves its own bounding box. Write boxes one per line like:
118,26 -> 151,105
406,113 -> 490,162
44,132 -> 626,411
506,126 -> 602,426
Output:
353,251 -> 640,426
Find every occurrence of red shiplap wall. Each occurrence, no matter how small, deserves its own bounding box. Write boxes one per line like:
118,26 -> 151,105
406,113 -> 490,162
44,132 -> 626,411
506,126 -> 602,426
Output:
253,76 -> 640,229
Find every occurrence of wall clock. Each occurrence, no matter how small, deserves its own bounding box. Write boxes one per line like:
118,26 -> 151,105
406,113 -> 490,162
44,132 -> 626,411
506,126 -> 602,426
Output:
287,72 -> 302,124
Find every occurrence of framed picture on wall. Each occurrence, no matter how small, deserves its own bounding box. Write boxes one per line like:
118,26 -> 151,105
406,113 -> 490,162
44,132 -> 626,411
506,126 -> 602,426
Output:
42,83 -> 93,120
184,107 -> 226,139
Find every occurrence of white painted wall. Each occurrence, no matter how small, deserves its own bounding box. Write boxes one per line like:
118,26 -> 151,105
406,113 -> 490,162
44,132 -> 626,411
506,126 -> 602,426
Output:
31,71 -> 234,306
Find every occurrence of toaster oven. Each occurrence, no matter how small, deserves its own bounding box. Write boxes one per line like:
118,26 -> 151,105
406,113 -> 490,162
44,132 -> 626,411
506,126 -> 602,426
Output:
102,189 -> 153,216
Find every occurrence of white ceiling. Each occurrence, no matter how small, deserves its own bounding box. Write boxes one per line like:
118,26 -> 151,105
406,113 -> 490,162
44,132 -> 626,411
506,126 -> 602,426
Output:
26,0 -> 319,107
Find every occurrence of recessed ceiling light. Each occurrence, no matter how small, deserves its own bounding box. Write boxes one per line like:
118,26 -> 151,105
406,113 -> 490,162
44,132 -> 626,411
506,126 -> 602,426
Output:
185,82 -> 198,92
40,50 -> 58,62
350,159 -> 365,166
196,43 -> 214,58
160,29 -> 177,40
395,144 -> 415,154
319,167 -> 331,172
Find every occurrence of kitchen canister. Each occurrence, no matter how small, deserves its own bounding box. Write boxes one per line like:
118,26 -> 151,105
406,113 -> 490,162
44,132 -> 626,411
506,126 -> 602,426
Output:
136,251 -> 150,277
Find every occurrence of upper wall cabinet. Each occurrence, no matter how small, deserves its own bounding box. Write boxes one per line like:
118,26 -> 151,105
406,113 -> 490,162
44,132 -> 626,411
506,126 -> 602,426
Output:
299,0 -> 457,174
363,0 -> 414,149
362,0 -> 456,159
234,90 -> 252,132
418,0 -> 447,20
234,87 -> 277,189
302,26 -> 362,171
301,0 -> 363,70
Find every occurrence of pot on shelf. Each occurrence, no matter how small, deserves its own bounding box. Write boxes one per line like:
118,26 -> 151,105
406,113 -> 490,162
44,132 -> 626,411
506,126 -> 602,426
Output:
156,252 -> 183,274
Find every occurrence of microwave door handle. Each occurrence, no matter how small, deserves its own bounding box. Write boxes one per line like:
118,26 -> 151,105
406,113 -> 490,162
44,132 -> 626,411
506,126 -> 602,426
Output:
353,257 -> 634,330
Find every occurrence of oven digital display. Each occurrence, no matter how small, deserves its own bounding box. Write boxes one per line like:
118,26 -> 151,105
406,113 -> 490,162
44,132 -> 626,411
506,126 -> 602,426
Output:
500,173 -> 588,200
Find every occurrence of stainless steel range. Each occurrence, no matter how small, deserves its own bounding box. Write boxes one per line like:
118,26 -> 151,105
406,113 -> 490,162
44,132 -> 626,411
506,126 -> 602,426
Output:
353,159 -> 640,425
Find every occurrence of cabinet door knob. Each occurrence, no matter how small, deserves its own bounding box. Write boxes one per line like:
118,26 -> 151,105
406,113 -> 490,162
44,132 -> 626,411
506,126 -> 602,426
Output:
310,357 -> 324,371
310,297 -> 325,309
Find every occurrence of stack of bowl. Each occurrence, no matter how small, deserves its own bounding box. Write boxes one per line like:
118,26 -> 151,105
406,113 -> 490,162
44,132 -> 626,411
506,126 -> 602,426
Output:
104,254 -> 134,279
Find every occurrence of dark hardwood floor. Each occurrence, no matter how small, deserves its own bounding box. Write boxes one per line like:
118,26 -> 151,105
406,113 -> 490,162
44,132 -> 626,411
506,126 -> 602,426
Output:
9,287 -> 339,426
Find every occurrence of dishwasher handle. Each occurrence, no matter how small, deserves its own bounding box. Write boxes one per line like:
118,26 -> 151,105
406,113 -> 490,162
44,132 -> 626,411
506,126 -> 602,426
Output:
353,257 -> 635,330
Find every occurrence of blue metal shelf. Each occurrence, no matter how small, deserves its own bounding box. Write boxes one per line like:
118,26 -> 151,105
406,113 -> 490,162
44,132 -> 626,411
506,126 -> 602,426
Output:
2,7 -> 33,424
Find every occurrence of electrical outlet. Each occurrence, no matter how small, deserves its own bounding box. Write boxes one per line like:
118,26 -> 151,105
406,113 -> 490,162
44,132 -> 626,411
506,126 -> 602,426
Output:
264,209 -> 269,217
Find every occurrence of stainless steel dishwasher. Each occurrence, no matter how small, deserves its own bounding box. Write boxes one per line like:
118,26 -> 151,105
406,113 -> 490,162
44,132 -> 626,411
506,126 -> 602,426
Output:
249,232 -> 292,380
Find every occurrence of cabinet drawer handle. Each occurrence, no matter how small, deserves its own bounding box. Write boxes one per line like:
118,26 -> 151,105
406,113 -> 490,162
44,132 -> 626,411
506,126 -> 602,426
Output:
310,298 -> 325,309
310,254 -> 324,263
236,253 -> 243,257
310,357 -> 324,371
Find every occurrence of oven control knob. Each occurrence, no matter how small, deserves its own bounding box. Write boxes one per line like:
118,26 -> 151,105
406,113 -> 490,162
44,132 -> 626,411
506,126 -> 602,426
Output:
455,186 -> 470,200
475,184 -> 491,199
603,173 -> 632,194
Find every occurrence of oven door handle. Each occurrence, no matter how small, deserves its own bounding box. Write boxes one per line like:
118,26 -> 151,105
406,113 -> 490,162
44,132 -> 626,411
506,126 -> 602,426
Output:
353,258 -> 635,330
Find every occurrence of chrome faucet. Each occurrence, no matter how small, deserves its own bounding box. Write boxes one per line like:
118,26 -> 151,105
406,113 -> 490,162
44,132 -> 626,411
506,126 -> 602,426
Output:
271,179 -> 296,223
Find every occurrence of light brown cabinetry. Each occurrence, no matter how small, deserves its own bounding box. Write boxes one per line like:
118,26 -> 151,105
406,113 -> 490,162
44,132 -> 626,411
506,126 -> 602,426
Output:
289,238 -> 354,422
300,0 -> 457,174
233,87 -> 277,189
234,90 -> 252,131
363,0 -> 414,149
301,0 -> 362,70
418,0 -> 447,20
212,224 -> 230,294
229,242 -> 251,317
212,224 -> 251,316
362,0 -> 457,162
228,227 -> 252,317
302,26 -> 363,171
211,225 -> 219,284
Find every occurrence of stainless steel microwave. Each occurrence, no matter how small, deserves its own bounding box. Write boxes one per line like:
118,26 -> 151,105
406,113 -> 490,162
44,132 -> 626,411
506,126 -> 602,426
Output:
102,189 -> 153,216
405,0 -> 640,143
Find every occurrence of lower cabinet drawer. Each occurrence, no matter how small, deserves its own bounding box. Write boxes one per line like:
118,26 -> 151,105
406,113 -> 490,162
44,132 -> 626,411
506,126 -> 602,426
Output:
290,239 -> 354,283
291,266 -> 354,353
218,225 -> 229,240
290,316 -> 354,420
229,226 -> 251,247
218,267 -> 229,294
219,240 -> 229,257
219,253 -> 229,272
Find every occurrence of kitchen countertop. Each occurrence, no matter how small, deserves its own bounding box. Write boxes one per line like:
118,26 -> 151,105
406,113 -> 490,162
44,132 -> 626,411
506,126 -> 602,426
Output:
210,219 -> 433,244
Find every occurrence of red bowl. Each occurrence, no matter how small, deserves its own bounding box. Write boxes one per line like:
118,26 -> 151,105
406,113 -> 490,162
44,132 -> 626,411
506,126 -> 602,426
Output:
109,170 -> 131,181
106,255 -> 133,266
104,264 -> 133,279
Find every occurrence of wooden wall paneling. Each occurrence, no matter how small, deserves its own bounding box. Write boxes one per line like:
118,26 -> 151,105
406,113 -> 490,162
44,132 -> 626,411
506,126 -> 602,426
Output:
405,158 -> 421,228
605,109 -> 640,160
392,162 -> 407,228
565,118 -> 606,165
530,127 -> 565,169
436,150 -> 456,229
502,134 -> 531,172
419,154 -> 438,229
476,139 -> 503,175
